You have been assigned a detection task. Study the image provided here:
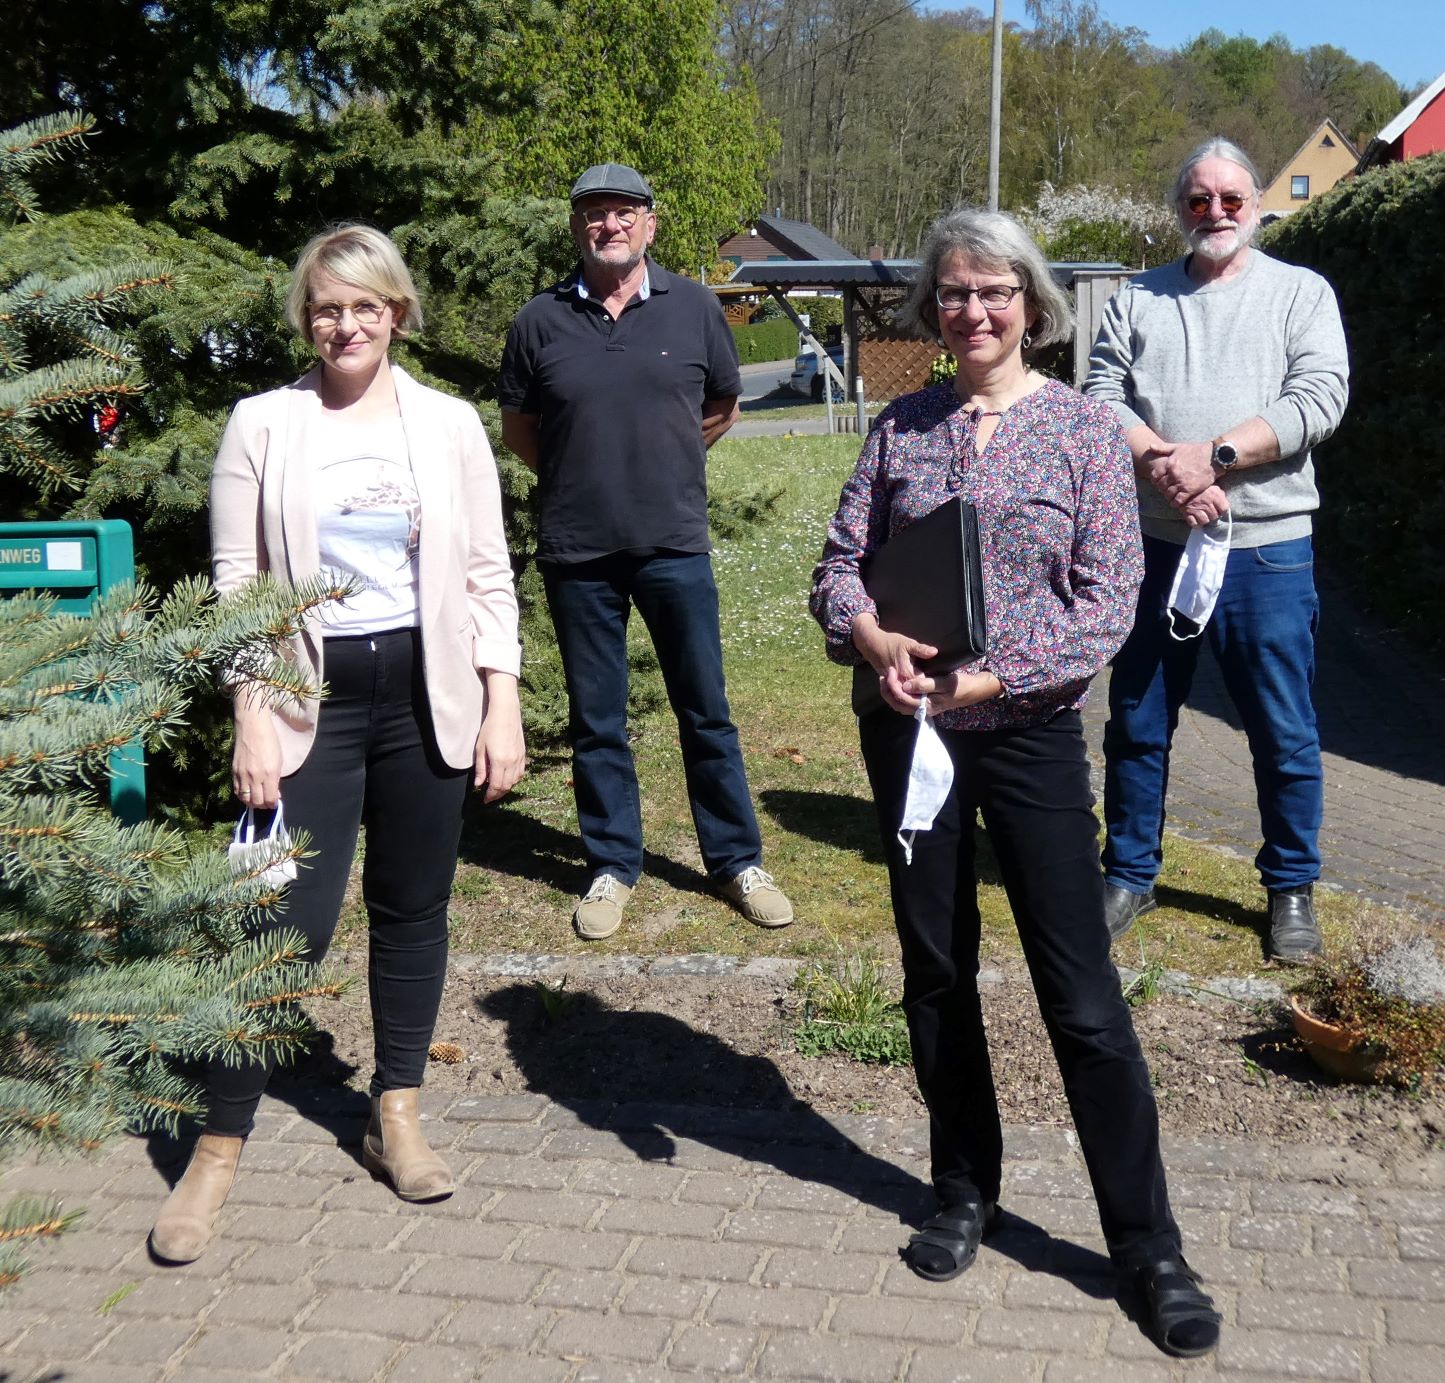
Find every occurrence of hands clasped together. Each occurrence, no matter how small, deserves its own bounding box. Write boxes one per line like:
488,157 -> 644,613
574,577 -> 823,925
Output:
850,612 -> 1004,717
1137,433 -> 1229,528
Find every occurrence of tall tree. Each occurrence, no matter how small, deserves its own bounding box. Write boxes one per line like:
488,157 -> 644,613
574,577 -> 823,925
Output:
1004,1 -> 1174,200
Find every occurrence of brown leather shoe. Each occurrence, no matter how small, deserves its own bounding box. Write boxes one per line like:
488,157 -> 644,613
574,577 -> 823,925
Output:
362,1088 -> 455,1201
148,1132 -> 244,1264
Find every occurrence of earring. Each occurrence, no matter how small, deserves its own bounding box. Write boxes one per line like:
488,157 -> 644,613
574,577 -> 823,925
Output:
1022,330 -> 1033,351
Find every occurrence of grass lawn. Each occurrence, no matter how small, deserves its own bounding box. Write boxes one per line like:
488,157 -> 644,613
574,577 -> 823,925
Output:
340,432 -> 1391,976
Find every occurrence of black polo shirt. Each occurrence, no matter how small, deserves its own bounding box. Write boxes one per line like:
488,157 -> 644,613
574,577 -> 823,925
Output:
499,258 -> 742,564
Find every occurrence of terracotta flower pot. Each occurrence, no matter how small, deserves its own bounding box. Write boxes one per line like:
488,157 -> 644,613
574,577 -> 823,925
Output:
1289,995 -> 1383,1084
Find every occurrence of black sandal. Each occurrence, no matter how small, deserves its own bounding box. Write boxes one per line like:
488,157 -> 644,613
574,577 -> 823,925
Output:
1138,1256 -> 1222,1358
903,1201 -> 999,1282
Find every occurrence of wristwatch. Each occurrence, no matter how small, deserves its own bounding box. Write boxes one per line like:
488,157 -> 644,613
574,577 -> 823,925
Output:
1211,440 -> 1239,474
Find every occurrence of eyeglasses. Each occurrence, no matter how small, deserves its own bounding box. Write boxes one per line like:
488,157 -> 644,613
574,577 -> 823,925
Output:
309,298 -> 390,327
934,283 -> 1024,312
578,205 -> 647,229
1182,192 -> 1250,216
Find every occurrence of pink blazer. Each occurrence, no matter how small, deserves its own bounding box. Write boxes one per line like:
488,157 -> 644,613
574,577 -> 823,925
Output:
210,363 -> 521,776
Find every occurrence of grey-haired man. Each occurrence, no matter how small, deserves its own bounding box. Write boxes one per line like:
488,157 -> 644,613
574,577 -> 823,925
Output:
499,163 -> 793,940
1086,137 -> 1349,964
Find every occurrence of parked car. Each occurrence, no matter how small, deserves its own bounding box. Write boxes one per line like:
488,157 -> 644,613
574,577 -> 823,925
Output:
788,343 -> 846,402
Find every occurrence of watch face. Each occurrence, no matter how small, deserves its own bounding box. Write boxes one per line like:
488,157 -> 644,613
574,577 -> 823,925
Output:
1214,443 -> 1238,468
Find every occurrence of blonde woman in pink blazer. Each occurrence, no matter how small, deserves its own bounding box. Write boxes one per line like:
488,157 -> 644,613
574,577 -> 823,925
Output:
150,225 -> 524,1264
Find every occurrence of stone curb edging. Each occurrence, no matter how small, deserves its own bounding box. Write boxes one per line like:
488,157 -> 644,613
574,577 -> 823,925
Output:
438,950 -> 1285,1008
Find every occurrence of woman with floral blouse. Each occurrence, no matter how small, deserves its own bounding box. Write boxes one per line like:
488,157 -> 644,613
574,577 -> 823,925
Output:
810,208 -> 1220,1360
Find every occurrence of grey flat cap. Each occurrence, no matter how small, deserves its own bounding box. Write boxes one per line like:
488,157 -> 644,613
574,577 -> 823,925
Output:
570,162 -> 654,206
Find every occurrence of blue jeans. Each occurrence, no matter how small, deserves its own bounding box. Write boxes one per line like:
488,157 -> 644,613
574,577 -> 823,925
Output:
1103,534 -> 1322,895
541,551 -> 763,885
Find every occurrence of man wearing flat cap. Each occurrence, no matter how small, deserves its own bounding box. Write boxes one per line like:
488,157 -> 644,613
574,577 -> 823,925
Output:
500,162 -> 793,940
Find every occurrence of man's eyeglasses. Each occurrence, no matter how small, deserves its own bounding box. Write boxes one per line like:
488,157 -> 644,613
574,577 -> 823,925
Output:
578,205 -> 647,229
310,299 -> 389,326
935,283 -> 1024,312
1183,192 -> 1250,216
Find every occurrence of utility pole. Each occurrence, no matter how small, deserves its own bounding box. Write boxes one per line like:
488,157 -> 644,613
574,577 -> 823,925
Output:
988,1 -> 1003,211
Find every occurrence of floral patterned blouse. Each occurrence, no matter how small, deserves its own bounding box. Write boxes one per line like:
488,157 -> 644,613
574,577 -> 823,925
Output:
809,378 -> 1144,732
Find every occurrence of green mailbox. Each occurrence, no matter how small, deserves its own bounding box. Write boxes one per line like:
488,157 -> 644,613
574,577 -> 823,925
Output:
0,519 -> 146,824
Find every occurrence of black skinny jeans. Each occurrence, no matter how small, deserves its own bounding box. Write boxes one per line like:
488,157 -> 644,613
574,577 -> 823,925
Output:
204,629 -> 468,1137
858,706 -> 1181,1269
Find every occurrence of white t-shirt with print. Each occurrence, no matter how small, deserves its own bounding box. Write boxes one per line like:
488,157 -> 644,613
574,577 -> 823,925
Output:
313,414 -> 421,635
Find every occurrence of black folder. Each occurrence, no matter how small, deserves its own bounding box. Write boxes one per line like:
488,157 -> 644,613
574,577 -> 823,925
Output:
850,497 -> 988,716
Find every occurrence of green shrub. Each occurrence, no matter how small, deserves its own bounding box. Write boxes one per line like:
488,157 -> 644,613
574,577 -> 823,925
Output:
1262,153 -> 1445,649
731,318 -> 798,362
795,295 -> 844,332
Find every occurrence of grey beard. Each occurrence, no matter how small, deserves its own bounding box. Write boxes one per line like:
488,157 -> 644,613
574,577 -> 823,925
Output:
580,244 -> 646,276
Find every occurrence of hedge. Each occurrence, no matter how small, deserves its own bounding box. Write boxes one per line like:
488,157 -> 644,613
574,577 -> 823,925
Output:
754,294 -> 845,331
731,318 -> 799,362
1262,152 -> 1445,649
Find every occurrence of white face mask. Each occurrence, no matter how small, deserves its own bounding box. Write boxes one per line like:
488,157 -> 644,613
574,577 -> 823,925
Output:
229,800 -> 298,889
898,699 -> 956,865
1166,512 -> 1232,640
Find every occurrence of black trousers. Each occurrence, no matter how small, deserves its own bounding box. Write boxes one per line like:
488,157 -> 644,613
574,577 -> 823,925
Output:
204,629 -> 468,1137
858,706 -> 1181,1268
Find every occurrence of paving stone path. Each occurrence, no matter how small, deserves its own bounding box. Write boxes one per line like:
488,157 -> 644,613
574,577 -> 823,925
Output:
1082,577 -> 1445,916
5,570 -> 1442,1382
4,1086 -> 1444,1383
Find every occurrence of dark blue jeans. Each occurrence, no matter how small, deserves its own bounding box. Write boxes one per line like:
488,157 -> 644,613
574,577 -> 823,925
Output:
541,551 -> 763,885
1103,534 -> 1322,895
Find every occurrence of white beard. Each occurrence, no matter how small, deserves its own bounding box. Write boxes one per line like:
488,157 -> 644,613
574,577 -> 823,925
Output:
1187,218 -> 1257,262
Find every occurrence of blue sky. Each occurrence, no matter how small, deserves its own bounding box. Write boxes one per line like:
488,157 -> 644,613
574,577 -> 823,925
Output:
949,2 -> 1444,90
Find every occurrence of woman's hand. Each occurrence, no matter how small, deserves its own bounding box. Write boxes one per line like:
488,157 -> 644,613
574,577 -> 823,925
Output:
474,672 -> 526,803
888,667 -> 1004,715
851,613 -> 938,714
232,699 -> 282,809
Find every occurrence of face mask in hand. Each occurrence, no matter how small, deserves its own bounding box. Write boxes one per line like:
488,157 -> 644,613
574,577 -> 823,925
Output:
1166,512 -> 1232,641
898,699 -> 955,865
229,801 -> 298,890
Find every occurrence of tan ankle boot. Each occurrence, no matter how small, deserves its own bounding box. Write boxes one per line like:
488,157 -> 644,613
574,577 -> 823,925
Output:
362,1088 -> 454,1201
148,1132 -> 244,1263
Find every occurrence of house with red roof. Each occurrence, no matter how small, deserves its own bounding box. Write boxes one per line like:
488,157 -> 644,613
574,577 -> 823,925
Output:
1356,68 -> 1445,170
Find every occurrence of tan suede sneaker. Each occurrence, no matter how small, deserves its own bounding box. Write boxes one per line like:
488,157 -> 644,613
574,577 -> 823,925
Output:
572,874 -> 633,940
719,866 -> 794,928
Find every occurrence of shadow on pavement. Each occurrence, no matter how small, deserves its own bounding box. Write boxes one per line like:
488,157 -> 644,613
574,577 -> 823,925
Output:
1179,578 -> 1445,788
478,982 -> 930,1224
142,1034 -> 370,1208
982,1211 -> 1166,1351
266,1032 -> 370,1162
739,384 -> 806,414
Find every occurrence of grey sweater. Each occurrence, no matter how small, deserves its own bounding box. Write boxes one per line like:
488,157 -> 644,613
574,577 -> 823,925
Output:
1084,250 -> 1349,547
